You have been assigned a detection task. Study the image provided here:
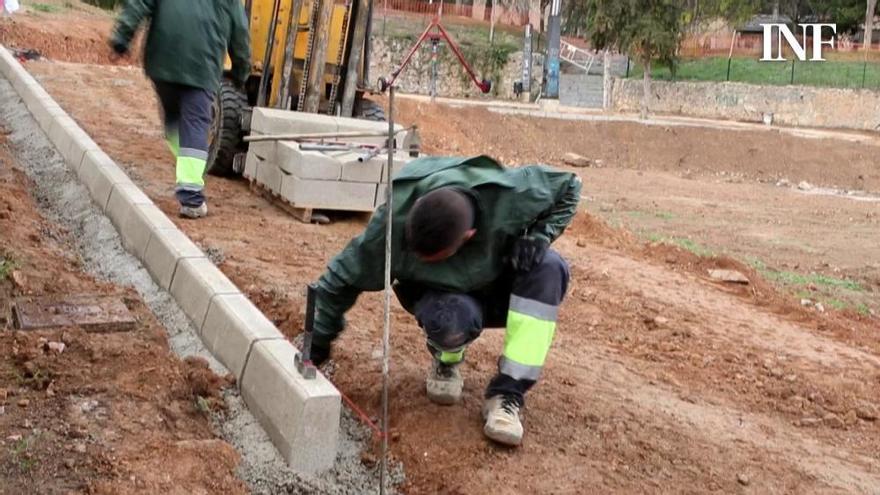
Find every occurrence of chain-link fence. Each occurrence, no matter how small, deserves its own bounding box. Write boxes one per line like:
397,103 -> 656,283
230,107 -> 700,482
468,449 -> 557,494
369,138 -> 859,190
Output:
625,55 -> 880,90
624,32 -> 880,90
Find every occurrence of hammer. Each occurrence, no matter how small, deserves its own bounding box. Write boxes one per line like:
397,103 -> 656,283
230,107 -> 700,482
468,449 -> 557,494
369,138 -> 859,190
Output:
294,284 -> 318,379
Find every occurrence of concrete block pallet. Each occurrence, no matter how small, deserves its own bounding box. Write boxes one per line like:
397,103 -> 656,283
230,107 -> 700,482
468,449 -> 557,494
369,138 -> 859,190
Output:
246,107 -> 410,217
0,44 -> 341,474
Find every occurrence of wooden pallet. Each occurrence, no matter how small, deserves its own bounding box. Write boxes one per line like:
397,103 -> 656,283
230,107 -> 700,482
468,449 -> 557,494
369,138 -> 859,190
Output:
248,179 -> 332,224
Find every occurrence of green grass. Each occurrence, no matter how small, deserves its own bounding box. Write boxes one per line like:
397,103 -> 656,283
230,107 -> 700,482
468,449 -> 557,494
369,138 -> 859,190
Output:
30,2 -> 62,13
9,434 -> 39,473
0,255 -> 16,281
626,56 -> 880,90
627,209 -> 674,220
648,234 -> 715,257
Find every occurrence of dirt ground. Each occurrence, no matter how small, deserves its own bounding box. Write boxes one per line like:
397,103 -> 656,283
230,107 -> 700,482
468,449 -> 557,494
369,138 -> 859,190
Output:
4,5 -> 880,494
0,135 -> 245,494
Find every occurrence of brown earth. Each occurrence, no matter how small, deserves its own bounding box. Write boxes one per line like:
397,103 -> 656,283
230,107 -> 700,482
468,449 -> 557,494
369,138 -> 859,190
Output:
4,7 -> 880,494
0,136 -> 245,494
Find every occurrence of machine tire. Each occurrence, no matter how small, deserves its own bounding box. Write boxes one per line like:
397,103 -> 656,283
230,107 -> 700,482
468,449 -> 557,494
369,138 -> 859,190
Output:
355,98 -> 386,122
207,80 -> 248,177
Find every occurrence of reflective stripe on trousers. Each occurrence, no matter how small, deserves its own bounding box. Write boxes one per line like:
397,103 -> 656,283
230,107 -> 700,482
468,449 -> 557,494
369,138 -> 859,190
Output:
499,294 -> 558,381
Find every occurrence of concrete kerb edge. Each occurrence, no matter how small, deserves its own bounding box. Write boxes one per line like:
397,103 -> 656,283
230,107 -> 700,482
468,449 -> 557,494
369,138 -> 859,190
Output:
0,43 -> 342,474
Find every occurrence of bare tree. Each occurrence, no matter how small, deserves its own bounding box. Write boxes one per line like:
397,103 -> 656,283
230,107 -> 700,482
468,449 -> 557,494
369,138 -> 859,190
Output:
866,0 -> 878,50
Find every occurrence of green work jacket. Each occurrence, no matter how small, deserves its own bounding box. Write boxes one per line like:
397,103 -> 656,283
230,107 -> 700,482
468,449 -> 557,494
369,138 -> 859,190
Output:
111,0 -> 251,90
313,155 -> 582,346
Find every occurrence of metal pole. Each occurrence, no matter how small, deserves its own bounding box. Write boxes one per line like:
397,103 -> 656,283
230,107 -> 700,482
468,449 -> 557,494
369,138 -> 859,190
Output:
257,0 -> 283,107
790,58 -> 795,85
379,84 -> 395,495
863,60 -> 868,88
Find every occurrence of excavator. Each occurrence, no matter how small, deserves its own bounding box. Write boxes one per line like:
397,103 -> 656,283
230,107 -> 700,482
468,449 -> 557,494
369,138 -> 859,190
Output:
207,0 -> 386,176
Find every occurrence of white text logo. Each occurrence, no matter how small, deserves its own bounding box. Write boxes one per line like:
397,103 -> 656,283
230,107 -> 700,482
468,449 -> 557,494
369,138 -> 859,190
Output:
761,23 -> 837,61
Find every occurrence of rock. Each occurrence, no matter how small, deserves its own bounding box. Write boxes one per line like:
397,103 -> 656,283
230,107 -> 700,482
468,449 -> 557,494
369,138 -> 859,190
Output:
7,434 -> 22,442
815,303 -> 825,313
653,316 -> 669,326
737,473 -> 750,486
798,417 -> 821,427
74,443 -> 87,454
769,368 -> 784,378
0,388 -> 7,400
47,342 -> 66,354
576,237 -> 587,248
797,181 -> 813,191
844,410 -> 859,426
0,406 -> 5,415
856,403 -> 878,421
707,269 -> 749,284
823,413 -> 845,429
563,152 -> 592,168
800,299 -> 813,307
17,399 -> 29,408
776,178 -> 791,187
10,270 -> 26,289
64,459 -> 75,469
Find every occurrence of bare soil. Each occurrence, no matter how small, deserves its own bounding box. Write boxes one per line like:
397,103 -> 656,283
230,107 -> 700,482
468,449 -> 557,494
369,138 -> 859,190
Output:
0,136 -> 245,494
4,7 -> 880,494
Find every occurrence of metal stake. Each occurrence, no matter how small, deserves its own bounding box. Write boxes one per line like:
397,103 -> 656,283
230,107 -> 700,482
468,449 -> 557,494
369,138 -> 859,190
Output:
379,86 -> 395,495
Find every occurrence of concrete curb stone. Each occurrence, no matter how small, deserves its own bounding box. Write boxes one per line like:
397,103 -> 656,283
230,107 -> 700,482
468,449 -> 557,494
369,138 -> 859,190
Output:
170,257 -> 241,336
201,294 -> 285,382
143,228 -> 205,290
241,339 -> 341,474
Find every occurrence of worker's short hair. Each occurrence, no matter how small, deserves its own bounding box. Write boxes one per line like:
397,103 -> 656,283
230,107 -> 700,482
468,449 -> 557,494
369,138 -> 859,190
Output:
405,187 -> 474,257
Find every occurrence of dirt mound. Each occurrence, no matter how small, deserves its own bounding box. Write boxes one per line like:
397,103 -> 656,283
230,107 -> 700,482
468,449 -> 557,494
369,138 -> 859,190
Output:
0,10 -> 141,66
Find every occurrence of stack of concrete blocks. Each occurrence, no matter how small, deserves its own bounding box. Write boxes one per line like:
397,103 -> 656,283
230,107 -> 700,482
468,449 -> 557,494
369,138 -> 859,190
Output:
0,45 -> 340,475
244,108 -> 411,211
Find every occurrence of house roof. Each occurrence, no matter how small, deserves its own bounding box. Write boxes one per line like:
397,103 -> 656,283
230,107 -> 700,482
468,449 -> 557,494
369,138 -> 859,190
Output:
738,14 -> 794,33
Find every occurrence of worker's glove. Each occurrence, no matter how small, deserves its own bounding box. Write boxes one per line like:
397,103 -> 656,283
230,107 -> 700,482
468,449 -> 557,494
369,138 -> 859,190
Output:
110,39 -> 128,56
309,341 -> 331,367
509,235 -> 549,272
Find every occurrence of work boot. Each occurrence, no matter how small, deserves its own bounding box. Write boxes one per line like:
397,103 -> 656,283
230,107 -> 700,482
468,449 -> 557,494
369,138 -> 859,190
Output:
426,360 -> 463,405
482,394 -> 523,446
179,202 -> 208,219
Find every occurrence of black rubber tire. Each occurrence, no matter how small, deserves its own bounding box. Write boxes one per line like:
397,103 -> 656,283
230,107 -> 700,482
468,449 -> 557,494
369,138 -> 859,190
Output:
355,98 -> 386,122
207,80 -> 248,177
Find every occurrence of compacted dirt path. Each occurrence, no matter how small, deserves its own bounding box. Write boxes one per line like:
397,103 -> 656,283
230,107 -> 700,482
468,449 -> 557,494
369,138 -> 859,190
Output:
3,7 -> 879,493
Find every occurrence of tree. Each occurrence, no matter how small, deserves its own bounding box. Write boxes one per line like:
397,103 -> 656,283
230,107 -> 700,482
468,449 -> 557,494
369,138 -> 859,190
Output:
866,0 -> 878,49
584,0 -> 685,119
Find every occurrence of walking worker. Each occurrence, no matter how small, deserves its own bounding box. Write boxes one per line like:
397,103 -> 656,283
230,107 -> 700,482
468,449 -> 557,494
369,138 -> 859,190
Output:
309,155 -> 581,446
109,0 -> 251,218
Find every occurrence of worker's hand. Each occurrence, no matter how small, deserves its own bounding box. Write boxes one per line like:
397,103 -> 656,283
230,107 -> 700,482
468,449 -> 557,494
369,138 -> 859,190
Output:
108,40 -> 128,61
509,236 -> 549,272
309,342 -> 331,367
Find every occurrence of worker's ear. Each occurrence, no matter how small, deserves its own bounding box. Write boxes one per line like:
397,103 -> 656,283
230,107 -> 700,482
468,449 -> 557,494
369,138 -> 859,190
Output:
463,229 -> 476,242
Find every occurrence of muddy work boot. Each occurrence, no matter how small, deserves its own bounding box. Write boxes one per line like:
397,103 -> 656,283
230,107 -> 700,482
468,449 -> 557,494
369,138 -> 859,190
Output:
482,395 -> 524,446
426,360 -> 463,405
179,202 -> 208,219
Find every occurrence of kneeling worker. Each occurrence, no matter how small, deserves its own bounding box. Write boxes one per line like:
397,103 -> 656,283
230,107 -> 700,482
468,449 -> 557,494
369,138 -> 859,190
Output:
310,155 -> 581,446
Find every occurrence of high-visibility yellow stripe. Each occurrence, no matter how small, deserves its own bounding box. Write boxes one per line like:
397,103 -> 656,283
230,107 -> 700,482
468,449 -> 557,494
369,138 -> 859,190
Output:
502,310 -> 556,367
439,348 -> 465,364
176,155 -> 206,187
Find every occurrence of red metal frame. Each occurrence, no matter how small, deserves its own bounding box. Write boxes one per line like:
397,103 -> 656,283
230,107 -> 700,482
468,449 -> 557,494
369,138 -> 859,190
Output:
379,17 -> 491,94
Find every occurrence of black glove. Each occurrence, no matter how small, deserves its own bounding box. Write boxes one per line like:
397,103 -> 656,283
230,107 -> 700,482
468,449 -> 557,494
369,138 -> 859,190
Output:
110,39 -> 128,56
309,341 -> 331,367
510,236 -> 549,272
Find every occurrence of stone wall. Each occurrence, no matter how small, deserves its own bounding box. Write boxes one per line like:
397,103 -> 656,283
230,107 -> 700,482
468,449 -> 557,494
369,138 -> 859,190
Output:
369,36 -> 543,100
611,78 -> 880,130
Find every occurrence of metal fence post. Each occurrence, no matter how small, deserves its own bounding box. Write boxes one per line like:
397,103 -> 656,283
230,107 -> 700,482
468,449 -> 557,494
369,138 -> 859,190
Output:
625,57 -> 630,78
863,61 -> 868,88
790,59 -> 795,85
726,57 -> 732,81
